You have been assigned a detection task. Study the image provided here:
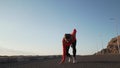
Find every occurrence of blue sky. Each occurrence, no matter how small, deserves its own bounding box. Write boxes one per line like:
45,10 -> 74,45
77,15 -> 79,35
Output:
0,0 -> 120,56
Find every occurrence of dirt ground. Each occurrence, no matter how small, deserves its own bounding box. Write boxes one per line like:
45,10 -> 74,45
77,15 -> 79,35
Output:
0,55 -> 120,68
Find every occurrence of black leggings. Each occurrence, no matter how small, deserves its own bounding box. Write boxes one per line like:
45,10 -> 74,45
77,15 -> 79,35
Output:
66,40 -> 76,57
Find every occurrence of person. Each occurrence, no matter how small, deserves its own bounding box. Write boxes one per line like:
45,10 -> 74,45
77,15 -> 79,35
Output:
59,29 -> 77,64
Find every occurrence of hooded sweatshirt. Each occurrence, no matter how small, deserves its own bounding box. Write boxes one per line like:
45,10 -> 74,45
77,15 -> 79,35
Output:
61,29 -> 77,63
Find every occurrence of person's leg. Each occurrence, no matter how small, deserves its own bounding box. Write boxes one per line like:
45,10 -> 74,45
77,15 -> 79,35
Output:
71,40 -> 77,63
66,46 -> 71,57
71,40 -> 76,57
66,46 -> 71,62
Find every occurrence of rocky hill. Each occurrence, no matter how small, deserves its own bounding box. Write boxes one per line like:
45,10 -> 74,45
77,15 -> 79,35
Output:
95,35 -> 120,55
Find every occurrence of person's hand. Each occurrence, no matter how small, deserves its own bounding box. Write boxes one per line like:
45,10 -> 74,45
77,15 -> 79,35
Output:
59,60 -> 64,64
59,61 -> 62,64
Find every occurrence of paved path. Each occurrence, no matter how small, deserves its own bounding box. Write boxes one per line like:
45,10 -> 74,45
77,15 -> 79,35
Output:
0,55 -> 120,68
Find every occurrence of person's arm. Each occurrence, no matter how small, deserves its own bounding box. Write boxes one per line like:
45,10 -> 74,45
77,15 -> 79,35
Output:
71,29 -> 77,37
59,39 -> 66,64
71,29 -> 77,42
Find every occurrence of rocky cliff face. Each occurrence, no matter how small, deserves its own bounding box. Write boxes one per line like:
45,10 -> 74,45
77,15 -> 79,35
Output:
95,35 -> 120,55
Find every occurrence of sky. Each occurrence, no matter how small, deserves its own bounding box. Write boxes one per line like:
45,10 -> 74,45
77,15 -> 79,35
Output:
0,0 -> 120,56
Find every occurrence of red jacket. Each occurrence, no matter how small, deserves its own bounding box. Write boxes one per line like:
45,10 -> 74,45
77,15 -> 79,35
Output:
61,29 -> 77,63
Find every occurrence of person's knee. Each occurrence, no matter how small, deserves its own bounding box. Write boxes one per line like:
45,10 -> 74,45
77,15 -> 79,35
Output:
66,53 -> 71,57
66,52 -> 69,56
